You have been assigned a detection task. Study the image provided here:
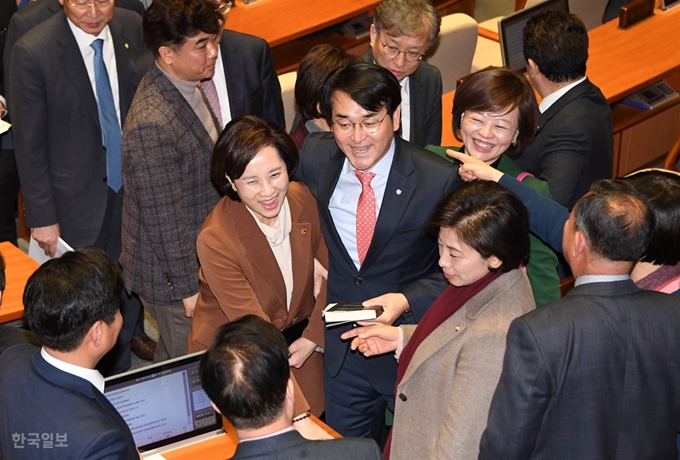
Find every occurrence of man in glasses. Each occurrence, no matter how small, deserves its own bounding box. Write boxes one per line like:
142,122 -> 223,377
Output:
201,0 -> 284,130
360,0 -> 442,148
296,61 -> 460,443
9,0 -> 146,376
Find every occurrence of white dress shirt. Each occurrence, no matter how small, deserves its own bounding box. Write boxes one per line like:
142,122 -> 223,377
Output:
329,138 -> 396,270
213,47 -> 232,129
67,20 -> 121,126
400,76 -> 411,141
40,347 -> 106,393
538,76 -> 586,114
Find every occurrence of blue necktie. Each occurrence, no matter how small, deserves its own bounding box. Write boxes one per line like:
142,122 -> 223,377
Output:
91,38 -> 122,192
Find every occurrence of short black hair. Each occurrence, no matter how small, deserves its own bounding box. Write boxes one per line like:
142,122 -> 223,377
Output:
523,10 -> 588,83
211,115 -> 299,200
23,248 -> 123,352
573,180 -> 653,262
622,170 -> 680,265
452,67 -> 538,157
429,180 -> 530,272
295,45 -> 356,121
321,61 -> 402,128
143,0 -> 222,57
200,315 -> 290,430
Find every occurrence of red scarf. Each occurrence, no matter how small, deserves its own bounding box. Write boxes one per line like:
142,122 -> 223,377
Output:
384,271 -> 501,459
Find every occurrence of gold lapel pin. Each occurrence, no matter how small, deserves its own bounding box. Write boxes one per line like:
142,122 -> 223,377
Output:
124,43 -> 129,49
301,229 -> 307,235
454,325 -> 461,332
396,189 -> 402,195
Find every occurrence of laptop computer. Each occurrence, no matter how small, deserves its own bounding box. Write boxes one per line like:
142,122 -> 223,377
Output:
104,351 -> 224,457
499,0 -> 570,72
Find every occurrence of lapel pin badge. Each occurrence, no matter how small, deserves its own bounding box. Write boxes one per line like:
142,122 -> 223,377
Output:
124,43 -> 130,50
396,189 -> 402,195
301,229 -> 307,235
455,325 -> 461,332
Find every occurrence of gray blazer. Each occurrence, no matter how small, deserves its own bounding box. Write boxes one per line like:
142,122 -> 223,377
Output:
390,269 -> 536,460
360,48 -> 442,148
121,64 -> 220,304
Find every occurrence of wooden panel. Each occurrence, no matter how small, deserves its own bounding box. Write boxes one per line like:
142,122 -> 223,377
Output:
617,103 -> 680,175
587,6 -> 680,103
612,131 -> 621,177
0,241 -> 39,323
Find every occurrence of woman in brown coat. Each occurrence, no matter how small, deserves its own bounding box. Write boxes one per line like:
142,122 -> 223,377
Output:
188,115 -> 328,421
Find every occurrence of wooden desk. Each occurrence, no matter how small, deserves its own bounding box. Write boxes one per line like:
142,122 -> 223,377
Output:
225,0 -> 475,73
162,415 -> 338,459
0,242 -> 38,324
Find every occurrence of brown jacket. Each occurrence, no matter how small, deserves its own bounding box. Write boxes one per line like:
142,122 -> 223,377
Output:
188,182 -> 327,415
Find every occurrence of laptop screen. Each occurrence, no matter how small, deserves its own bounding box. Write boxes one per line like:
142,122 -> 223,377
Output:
499,0 -> 570,72
104,352 -> 223,452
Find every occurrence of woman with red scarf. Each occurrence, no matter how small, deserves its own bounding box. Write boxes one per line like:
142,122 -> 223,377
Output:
342,180 -> 536,459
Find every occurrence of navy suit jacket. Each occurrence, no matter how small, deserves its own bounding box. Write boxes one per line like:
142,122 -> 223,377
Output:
480,280 -> 680,459
0,345 -> 138,459
295,133 -> 459,394
514,78 -> 613,209
360,48 -> 442,148
231,429 -> 383,460
9,10 -> 145,248
219,30 -> 284,127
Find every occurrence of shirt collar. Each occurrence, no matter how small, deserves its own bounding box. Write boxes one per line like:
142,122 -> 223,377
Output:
40,347 -> 106,393
66,17 -> 111,53
574,274 -> 630,287
341,136 -> 396,179
238,426 -> 296,443
538,76 -> 587,114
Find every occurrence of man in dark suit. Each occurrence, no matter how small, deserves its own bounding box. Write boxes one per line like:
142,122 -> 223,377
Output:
0,249 -> 139,459
296,61 -> 459,441
121,0 -> 222,362
479,180 -> 680,459
200,315 -> 383,460
360,0 -> 442,148
9,0 -> 147,375
514,10 -> 613,210
201,0 -> 284,129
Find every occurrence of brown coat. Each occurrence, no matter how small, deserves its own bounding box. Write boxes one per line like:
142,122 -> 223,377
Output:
188,182 -> 327,415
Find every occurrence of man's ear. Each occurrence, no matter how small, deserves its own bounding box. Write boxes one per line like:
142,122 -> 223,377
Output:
573,229 -> 588,259
158,46 -> 175,66
210,401 -> 222,415
87,320 -> 104,348
369,24 -> 378,47
526,58 -> 539,77
392,105 -> 401,133
286,378 -> 295,404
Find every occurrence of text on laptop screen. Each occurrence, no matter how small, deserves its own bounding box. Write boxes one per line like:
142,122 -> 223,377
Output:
104,354 -> 221,451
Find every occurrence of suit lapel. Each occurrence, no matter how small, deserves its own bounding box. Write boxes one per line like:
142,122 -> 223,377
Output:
56,15 -> 100,129
360,138 -> 415,270
317,148 -> 358,273
229,200 -> 288,311
287,192 -> 312,319
220,36 -> 244,119
150,65 -> 216,155
538,79 -> 592,129
109,16 -> 133,125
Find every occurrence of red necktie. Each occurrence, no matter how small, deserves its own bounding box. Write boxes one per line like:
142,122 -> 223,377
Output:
355,171 -> 376,265
200,79 -> 223,129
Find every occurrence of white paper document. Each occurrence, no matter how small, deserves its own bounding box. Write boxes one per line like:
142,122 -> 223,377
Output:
28,236 -> 74,265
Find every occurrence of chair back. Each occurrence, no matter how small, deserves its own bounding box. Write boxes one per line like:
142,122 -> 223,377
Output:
278,71 -> 297,132
426,13 -> 478,94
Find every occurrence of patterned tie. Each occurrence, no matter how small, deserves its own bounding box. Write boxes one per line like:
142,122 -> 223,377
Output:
200,79 -> 223,129
355,171 -> 376,265
91,39 -> 122,192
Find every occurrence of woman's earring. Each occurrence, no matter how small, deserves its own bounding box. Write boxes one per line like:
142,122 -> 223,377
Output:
512,139 -> 518,146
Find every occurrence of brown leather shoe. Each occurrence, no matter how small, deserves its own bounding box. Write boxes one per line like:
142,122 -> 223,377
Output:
130,332 -> 156,361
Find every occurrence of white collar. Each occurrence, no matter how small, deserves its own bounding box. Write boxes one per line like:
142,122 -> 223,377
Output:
66,17 -> 111,53
40,347 -> 105,393
574,274 -> 630,287
239,426 -> 295,443
538,76 -> 587,113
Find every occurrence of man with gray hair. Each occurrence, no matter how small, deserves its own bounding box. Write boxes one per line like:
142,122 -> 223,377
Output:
361,0 -> 442,147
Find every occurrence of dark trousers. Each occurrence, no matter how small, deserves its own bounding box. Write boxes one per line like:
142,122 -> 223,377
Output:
324,347 -> 393,445
91,187 -> 142,377
0,148 -> 19,244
